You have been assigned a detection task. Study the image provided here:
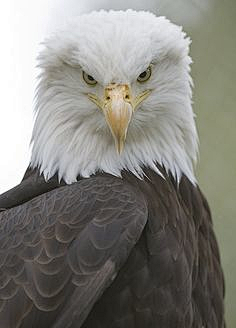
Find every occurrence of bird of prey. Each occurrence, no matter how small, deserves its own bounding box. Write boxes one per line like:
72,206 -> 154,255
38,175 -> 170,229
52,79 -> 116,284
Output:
0,10 -> 225,328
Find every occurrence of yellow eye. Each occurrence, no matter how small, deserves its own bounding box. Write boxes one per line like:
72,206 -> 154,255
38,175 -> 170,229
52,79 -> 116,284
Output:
83,71 -> 97,86
137,66 -> 152,83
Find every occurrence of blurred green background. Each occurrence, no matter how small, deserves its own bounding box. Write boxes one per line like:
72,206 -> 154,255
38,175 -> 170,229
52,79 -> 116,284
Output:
190,1 -> 236,327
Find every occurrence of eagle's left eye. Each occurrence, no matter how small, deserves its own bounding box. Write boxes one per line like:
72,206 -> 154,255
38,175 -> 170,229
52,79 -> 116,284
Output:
83,71 -> 97,86
137,66 -> 152,83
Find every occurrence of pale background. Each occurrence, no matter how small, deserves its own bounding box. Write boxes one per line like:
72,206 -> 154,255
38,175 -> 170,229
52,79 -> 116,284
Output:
0,1 -> 235,326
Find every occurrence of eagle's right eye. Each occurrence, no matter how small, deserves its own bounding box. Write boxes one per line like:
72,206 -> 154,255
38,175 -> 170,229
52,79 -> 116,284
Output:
83,71 -> 97,86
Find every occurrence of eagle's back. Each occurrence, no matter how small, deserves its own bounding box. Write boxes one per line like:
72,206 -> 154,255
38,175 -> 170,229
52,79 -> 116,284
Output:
0,168 -> 225,328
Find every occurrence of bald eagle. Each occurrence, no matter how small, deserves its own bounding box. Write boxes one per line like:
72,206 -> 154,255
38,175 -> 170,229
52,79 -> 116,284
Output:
0,10 -> 225,328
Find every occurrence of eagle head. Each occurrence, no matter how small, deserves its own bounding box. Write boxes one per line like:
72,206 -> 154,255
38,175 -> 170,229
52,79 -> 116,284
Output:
31,10 -> 198,184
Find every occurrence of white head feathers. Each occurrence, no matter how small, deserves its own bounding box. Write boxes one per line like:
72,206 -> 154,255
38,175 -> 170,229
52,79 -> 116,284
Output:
31,10 -> 198,184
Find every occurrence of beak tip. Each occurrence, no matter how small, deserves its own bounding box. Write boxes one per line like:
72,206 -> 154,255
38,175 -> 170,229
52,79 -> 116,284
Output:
116,144 -> 124,155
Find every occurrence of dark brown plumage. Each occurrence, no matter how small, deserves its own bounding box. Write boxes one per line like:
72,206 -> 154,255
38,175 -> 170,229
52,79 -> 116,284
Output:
0,166 -> 225,327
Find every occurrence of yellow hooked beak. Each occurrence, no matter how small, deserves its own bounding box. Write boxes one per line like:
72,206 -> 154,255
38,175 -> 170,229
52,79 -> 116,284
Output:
88,84 -> 151,154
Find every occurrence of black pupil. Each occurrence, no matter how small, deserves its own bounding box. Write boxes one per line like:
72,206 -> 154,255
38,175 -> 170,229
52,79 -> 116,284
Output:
139,71 -> 147,79
88,75 -> 95,81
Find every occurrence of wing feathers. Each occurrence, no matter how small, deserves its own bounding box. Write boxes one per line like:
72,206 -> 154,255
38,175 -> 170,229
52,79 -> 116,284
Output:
0,176 -> 147,327
53,260 -> 116,328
